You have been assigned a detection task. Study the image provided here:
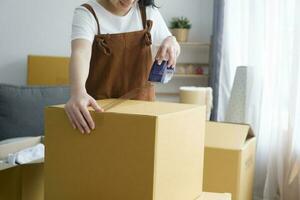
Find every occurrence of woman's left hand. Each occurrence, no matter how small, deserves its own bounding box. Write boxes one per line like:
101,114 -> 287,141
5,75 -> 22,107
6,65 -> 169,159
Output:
155,36 -> 181,68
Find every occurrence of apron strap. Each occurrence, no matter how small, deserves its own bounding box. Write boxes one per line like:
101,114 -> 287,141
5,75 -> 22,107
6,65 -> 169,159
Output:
139,4 -> 147,29
81,4 -> 101,35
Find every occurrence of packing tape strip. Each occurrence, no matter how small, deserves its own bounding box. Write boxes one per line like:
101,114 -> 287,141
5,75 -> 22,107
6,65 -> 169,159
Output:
102,82 -> 153,111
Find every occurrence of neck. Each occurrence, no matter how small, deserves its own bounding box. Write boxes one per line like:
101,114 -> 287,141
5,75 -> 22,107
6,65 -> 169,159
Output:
97,0 -> 133,16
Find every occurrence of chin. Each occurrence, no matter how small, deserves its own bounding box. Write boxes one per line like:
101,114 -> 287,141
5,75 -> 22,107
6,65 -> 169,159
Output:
119,5 -> 131,10
119,0 -> 133,9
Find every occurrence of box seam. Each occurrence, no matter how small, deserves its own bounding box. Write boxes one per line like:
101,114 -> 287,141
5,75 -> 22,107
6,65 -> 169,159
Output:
152,116 -> 159,200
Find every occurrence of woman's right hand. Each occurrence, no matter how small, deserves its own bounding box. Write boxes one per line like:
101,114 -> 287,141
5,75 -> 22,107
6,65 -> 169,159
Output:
64,92 -> 104,134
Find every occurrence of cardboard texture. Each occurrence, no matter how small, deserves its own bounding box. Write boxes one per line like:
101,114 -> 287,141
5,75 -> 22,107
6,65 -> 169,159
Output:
0,137 -> 44,200
27,55 -> 69,85
45,99 -> 206,200
21,164 -> 44,200
0,163 -> 44,200
197,192 -> 232,200
203,121 -> 256,200
0,166 -> 21,200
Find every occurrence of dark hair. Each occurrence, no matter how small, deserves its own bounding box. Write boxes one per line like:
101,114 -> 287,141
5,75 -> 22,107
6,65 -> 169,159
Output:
138,0 -> 157,7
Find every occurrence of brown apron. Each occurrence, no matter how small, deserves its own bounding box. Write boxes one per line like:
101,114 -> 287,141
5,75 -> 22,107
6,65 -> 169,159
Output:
81,3 -> 155,101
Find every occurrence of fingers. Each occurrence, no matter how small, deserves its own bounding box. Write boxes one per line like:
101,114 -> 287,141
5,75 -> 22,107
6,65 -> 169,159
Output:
90,99 -> 104,112
65,104 -> 83,132
155,37 -> 180,68
68,107 -> 85,134
167,47 -> 176,68
157,47 -> 176,68
155,45 -> 167,65
79,99 -> 103,132
64,107 -> 76,130
81,106 -> 95,131
65,104 -> 91,134
63,92 -> 107,134
73,106 -> 91,134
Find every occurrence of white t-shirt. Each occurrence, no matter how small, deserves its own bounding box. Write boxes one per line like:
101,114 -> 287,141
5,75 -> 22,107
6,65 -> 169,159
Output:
71,0 -> 172,45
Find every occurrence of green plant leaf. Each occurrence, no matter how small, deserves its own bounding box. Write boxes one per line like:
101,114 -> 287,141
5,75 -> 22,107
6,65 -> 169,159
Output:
170,16 -> 192,29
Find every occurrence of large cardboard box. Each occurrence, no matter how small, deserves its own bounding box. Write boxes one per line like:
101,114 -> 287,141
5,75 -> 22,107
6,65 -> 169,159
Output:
197,192 -> 232,200
203,122 -> 256,200
0,137 -> 44,200
45,99 -> 206,200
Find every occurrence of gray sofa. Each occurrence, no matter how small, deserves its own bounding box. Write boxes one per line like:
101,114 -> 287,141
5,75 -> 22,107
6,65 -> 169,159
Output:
0,83 -> 70,141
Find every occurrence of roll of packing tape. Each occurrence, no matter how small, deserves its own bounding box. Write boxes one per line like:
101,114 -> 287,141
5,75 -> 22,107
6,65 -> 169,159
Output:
179,86 -> 207,104
179,86 -> 213,119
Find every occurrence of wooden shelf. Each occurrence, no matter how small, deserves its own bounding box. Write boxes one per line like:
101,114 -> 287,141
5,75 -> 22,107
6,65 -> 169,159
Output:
176,63 -> 210,67
153,42 -> 210,48
173,74 -> 208,78
156,92 -> 179,96
178,42 -> 210,47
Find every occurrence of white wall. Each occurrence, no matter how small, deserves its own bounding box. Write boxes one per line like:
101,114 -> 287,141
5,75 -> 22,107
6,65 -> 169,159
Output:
0,0 -> 213,85
0,0 -> 86,85
156,0 -> 213,43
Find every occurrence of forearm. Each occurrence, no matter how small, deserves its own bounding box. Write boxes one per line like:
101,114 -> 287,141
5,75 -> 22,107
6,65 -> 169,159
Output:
69,50 -> 91,96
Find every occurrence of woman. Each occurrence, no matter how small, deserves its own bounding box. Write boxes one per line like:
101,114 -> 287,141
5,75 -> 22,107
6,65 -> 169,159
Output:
64,0 -> 180,134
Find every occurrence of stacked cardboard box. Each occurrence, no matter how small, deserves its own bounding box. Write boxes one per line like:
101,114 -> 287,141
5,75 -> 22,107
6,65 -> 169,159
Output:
203,121 -> 256,200
44,99 -> 206,200
0,137 -> 44,200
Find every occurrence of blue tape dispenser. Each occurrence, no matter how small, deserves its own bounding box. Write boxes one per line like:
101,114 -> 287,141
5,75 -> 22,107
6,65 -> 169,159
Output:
148,60 -> 175,84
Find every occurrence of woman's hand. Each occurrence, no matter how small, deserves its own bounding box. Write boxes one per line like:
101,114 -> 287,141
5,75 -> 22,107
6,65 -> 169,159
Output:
66,39 -> 103,134
155,36 -> 181,67
64,91 -> 103,134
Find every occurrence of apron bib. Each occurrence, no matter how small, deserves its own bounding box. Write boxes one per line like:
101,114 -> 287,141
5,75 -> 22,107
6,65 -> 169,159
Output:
82,3 -> 155,101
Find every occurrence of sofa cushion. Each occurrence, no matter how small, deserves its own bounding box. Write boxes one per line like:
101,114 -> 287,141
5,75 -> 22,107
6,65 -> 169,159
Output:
0,83 -> 70,141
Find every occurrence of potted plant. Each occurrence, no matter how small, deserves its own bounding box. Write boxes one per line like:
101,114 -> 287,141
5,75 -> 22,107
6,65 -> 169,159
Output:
170,17 -> 192,42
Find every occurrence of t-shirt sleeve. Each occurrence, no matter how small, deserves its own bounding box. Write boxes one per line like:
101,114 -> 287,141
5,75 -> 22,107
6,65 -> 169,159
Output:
71,6 -> 97,43
147,7 -> 172,45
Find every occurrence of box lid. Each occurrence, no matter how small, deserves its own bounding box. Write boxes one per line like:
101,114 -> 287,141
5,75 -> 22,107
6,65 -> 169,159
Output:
205,121 -> 254,150
51,99 -> 203,116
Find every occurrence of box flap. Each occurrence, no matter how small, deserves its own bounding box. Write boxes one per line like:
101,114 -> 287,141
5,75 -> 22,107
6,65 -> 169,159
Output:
0,136 -> 42,160
0,163 -> 16,171
0,158 -> 44,171
50,99 -> 204,116
205,121 -> 254,150
0,137 -> 44,171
